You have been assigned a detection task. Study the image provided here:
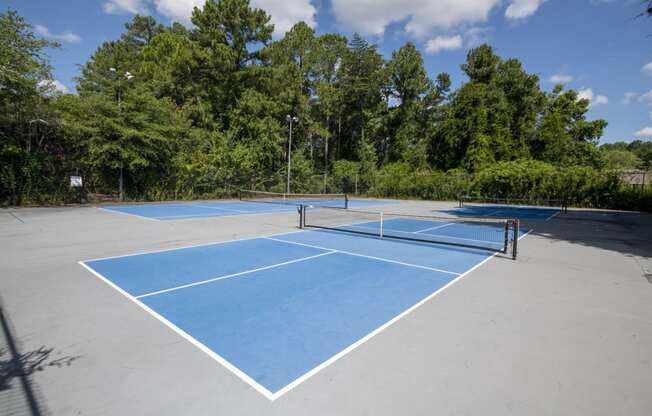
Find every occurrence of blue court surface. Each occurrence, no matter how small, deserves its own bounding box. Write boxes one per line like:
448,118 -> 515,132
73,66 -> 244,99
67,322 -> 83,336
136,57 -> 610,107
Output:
450,204 -> 562,221
80,218 -> 527,400
99,199 -> 389,221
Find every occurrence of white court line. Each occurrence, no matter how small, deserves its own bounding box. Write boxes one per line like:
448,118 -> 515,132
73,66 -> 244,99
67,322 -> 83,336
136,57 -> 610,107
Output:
545,210 -> 561,222
337,224 -> 503,249
264,237 -> 460,276
187,204 -> 251,213
414,222 -> 455,234
98,204 -> 293,221
78,261 -> 278,401
136,251 -> 337,299
81,229 -> 308,263
345,222 -> 452,236
96,207 -> 162,222
154,208 -> 294,220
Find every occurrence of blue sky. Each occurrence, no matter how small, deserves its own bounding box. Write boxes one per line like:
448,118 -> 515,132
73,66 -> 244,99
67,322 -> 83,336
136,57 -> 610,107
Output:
5,0 -> 652,143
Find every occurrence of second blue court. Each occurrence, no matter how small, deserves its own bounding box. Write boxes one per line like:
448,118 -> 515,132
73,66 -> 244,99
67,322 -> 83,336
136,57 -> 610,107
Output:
99,199 -> 390,221
449,204 -> 562,221
81,218 -> 521,399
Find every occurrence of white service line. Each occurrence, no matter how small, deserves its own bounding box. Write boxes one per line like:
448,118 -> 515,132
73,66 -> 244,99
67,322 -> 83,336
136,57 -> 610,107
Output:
187,204 -> 251,213
414,222 -> 455,234
136,251 -> 337,299
264,237 -> 460,276
96,207 -> 162,221
81,229 -> 308,263
345,222 -> 452,236
545,210 -> 561,221
153,208 -> 294,220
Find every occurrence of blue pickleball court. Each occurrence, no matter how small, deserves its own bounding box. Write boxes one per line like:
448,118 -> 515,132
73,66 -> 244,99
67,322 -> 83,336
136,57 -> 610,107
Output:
450,203 -> 563,221
80,216 -> 523,400
99,198 -> 390,221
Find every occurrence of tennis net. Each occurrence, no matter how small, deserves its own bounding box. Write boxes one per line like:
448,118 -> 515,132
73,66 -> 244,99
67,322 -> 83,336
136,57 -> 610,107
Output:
459,195 -> 568,213
300,206 -> 520,259
240,189 -> 348,209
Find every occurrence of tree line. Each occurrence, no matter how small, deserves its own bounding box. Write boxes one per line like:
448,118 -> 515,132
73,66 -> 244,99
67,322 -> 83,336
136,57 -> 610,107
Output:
0,2 -> 650,210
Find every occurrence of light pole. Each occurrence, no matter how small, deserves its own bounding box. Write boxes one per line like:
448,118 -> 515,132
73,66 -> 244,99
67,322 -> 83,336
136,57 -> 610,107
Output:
109,67 -> 134,201
286,115 -> 298,194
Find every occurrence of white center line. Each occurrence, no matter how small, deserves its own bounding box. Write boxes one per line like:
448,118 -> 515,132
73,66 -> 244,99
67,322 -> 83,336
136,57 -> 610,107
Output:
187,204 -> 251,213
136,251 -> 337,299
414,222 -> 455,234
264,237 -> 460,276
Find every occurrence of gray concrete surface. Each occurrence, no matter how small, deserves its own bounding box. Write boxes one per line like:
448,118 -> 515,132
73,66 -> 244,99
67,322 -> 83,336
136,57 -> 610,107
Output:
1,201 -> 651,415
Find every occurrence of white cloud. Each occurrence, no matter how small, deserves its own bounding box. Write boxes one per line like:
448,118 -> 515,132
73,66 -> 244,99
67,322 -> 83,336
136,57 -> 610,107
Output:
623,92 -> 638,104
51,80 -> 70,94
634,127 -> 652,137
548,74 -> 573,83
464,26 -> 489,48
643,62 -> 652,76
640,90 -> 652,103
624,90 -> 652,105
252,0 -> 316,36
34,25 -> 81,43
38,80 -> 69,94
505,0 -> 547,19
577,88 -> 608,106
330,1 -> 545,39
104,0 -> 315,37
425,35 -> 463,54
150,0 -> 202,23
331,0 -> 498,38
103,0 -> 147,14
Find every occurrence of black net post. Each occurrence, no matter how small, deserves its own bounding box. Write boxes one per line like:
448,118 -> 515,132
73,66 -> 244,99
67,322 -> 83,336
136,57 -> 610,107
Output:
503,221 -> 509,254
298,205 -> 305,229
512,220 -> 520,260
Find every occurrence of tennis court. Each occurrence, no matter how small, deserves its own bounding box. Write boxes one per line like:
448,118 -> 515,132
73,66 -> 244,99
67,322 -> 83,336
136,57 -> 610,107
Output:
99,194 -> 388,221
453,197 -> 567,221
3,196 -> 651,416
80,211 -> 526,400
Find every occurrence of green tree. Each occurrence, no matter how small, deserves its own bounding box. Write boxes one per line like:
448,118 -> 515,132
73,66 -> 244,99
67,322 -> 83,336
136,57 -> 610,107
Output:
495,58 -> 544,158
190,0 -> 274,125
533,85 -> 607,167
386,42 -> 433,163
0,10 -> 60,204
461,44 -> 500,84
311,33 -> 348,168
57,87 -> 186,197
602,148 -> 642,169
338,33 -> 387,160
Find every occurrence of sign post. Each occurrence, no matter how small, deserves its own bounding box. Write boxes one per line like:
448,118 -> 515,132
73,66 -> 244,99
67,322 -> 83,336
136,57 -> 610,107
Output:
70,176 -> 83,204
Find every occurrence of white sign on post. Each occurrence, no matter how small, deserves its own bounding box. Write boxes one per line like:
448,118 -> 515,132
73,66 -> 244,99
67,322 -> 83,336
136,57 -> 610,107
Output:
70,176 -> 83,188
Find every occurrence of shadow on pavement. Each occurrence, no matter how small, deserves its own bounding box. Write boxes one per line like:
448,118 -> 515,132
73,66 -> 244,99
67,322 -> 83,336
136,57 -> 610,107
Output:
1,296 -> 81,416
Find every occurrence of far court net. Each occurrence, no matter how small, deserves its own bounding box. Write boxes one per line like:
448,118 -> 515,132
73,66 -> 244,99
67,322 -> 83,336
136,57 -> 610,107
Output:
240,190 -> 349,209
299,206 -> 520,259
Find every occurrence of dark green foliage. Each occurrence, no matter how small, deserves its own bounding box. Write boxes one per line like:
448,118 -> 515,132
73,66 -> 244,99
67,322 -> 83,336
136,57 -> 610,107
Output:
1,8 -> 649,211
